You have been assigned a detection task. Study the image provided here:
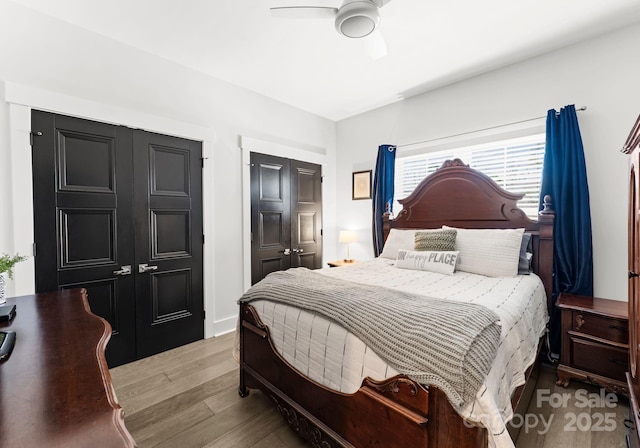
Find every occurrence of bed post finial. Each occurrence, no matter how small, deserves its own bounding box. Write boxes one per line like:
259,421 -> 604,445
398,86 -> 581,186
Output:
540,195 -> 554,216
382,202 -> 393,243
537,195 -> 555,312
439,158 -> 469,169
383,202 -> 393,217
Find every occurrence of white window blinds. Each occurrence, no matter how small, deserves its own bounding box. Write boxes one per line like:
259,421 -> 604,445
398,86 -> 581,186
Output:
394,134 -> 545,218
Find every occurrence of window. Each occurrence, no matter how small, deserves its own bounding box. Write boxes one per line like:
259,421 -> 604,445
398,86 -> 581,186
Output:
393,134 -> 545,218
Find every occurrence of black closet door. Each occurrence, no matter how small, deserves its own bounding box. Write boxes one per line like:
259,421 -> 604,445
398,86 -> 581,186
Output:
250,152 -> 322,284
290,159 -> 323,270
250,152 -> 292,284
132,130 -> 204,359
32,111 -> 137,366
32,111 -> 204,366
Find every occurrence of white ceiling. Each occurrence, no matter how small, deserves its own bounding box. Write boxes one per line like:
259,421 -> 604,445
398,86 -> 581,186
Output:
10,0 -> 640,121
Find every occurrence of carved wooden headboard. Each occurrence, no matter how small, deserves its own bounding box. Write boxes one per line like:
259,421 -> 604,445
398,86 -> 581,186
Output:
382,159 -> 555,311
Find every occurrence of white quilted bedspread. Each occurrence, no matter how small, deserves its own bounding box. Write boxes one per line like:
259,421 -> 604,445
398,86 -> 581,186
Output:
248,258 -> 548,448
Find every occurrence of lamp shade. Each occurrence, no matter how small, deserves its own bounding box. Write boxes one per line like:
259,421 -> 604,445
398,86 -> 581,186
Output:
338,230 -> 358,244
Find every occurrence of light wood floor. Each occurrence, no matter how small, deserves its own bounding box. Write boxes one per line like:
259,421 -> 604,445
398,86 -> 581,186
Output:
110,333 -> 631,447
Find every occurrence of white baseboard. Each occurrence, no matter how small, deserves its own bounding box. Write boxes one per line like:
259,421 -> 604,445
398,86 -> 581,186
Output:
211,315 -> 237,337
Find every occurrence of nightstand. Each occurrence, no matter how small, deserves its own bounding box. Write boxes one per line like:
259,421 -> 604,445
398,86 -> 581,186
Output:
556,293 -> 629,396
327,260 -> 356,268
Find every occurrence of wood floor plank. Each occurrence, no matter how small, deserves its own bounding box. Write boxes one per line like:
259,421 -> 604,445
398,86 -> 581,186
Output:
110,332 -> 235,387
514,365 -> 556,448
115,371 -> 171,402
203,405 -> 287,448
516,365 -> 629,448
203,379 -> 246,415
248,432 -> 290,448
120,358 -> 237,414
272,424 -> 310,448
131,401 -> 214,447
124,370 -> 238,433
588,394 -> 629,448
151,393 -> 272,448
163,349 -> 237,382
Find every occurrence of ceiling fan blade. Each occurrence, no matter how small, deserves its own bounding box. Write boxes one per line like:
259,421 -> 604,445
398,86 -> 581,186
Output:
363,29 -> 387,59
270,6 -> 338,19
370,0 -> 392,8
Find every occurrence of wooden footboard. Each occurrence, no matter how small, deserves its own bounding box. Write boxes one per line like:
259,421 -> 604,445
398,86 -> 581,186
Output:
239,303 -> 488,448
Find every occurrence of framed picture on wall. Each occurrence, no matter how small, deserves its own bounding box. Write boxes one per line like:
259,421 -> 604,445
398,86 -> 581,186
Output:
352,170 -> 372,200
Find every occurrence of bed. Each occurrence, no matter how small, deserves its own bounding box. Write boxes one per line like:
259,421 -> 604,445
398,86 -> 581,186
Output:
238,158 -> 555,448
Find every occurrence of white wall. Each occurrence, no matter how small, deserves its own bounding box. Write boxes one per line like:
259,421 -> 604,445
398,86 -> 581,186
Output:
0,1 -> 337,336
336,23 -> 640,301
0,84 -> 10,255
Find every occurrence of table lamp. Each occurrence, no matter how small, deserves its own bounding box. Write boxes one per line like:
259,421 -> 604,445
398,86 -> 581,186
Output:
338,230 -> 358,263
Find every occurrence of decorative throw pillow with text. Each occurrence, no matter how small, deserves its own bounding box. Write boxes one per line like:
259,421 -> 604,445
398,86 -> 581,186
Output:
396,249 -> 459,275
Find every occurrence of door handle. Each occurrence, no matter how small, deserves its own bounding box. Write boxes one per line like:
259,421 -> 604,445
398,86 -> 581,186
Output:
138,263 -> 158,273
630,271 -> 639,278
113,265 -> 132,276
282,248 -> 303,255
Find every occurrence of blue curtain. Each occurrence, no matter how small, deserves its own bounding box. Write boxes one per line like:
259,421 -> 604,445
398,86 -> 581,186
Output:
539,104 -> 593,354
372,144 -> 396,256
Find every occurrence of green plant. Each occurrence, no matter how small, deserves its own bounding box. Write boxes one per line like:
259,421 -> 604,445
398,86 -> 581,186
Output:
0,253 -> 27,279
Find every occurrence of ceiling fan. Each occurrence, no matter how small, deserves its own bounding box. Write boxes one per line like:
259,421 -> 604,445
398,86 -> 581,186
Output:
271,0 -> 392,58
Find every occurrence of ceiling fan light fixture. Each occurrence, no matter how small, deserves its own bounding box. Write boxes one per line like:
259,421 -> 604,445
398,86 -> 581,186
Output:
335,1 -> 380,38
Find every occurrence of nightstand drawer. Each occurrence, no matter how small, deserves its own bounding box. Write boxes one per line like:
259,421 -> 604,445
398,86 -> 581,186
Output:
556,293 -> 629,395
571,310 -> 629,343
570,337 -> 628,382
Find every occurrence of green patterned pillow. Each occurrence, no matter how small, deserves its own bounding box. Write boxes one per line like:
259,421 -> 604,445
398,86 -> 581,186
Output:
414,229 -> 457,251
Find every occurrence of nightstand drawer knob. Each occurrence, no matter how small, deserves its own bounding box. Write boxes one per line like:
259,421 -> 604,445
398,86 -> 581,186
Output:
575,314 -> 585,331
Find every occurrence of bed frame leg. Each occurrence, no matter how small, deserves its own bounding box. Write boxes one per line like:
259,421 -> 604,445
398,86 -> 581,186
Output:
239,304 -> 250,398
239,368 -> 249,398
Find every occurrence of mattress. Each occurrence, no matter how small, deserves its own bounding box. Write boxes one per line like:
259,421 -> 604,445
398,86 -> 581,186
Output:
248,258 -> 549,448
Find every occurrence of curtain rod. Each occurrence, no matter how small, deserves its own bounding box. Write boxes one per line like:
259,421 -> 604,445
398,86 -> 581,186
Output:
396,106 -> 587,149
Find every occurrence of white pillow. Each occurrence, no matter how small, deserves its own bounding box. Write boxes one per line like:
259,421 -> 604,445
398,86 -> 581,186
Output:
396,249 -> 459,275
443,226 -> 524,277
379,229 -> 416,259
379,228 -> 445,259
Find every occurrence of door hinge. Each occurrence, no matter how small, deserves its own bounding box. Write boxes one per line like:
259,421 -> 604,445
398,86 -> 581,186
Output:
203,310 -> 206,320
321,175 -> 324,183
202,234 -> 205,244
320,229 -> 323,236
30,131 -> 43,146
32,242 -> 37,256
250,232 -> 253,242
201,157 -> 208,168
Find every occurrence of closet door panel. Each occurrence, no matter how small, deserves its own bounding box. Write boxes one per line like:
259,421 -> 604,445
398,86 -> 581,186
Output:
133,131 -> 203,359
32,110 -> 136,367
251,153 -> 292,284
290,160 -> 323,270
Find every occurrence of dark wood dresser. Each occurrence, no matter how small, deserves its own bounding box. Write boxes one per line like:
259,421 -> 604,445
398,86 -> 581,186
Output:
0,289 -> 136,447
625,113 -> 640,448
556,293 -> 629,396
